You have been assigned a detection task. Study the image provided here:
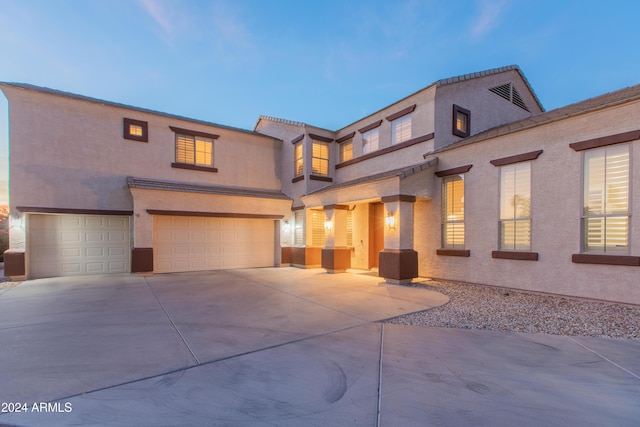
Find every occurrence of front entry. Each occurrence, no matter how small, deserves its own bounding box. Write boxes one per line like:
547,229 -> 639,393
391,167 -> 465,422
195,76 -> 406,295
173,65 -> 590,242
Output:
368,203 -> 384,269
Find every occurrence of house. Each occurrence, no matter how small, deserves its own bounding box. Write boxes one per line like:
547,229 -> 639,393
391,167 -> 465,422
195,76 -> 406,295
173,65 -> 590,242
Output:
2,65 -> 639,305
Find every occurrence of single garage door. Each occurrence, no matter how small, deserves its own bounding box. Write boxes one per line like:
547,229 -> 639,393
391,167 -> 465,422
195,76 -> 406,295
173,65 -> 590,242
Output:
153,216 -> 275,273
28,214 -> 130,279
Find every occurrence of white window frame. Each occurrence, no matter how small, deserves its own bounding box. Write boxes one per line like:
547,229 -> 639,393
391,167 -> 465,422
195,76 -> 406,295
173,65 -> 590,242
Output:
581,144 -> 631,254
340,140 -> 353,163
175,134 -> 214,167
312,141 -> 329,176
499,162 -> 532,251
294,142 -> 303,177
441,174 -> 465,249
362,128 -> 379,154
391,113 -> 412,145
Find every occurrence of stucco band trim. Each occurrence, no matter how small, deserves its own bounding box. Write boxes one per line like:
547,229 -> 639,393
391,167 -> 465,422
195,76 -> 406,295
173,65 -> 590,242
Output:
358,120 -> 383,133
490,150 -> 543,167
336,132 -> 356,143
171,163 -> 219,173
309,133 -> 334,143
437,249 -> 471,257
381,195 -> 416,203
385,104 -> 417,121
169,126 -> 220,140
310,175 -> 333,182
571,254 -> 640,266
569,129 -> 640,151
492,251 -> 539,261
336,133 -> 434,169
17,206 -> 133,216
147,210 -> 283,219
435,165 -> 473,177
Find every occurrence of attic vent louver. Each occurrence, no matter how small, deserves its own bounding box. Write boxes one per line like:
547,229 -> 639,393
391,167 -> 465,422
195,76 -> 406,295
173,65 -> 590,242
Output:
489,83 -> 530,112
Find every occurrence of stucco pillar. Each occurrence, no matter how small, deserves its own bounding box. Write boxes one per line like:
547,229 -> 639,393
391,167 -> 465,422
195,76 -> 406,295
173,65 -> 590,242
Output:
322,204 -> 351,273
379,195 -> 418,284
4,209 -> 27,279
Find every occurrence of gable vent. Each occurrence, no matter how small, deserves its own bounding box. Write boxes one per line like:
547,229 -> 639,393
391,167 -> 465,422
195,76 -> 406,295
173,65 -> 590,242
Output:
489,82 -> 530,112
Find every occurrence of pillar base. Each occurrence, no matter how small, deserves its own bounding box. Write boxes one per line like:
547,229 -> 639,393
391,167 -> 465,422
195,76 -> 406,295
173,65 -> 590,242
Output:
131,248 -> 154,273
322,247 -> 351,273
3,249 -> 26,278
379,249 -> 418,284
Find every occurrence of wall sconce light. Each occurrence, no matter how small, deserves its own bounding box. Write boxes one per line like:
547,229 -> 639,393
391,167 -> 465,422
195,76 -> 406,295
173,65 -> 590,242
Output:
385,213 -> 396,230
10,214 -> 24,229
324,220 -> 333,231
283,220 -> 291,232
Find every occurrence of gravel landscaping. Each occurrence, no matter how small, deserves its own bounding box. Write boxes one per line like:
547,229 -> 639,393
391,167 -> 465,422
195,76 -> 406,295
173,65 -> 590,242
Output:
385,279 -> 640,340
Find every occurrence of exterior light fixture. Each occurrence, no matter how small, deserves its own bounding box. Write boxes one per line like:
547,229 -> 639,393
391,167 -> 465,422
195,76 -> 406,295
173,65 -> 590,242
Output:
385,214 -> 396,230
324,220 -> 333,231
283,220 -> 291,232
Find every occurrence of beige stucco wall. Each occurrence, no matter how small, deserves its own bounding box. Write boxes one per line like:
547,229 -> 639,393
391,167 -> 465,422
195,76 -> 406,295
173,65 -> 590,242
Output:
433,69 -> 542,151
2,86 -> 283,213
129,188 -> 291,248
415,99 -> 640,304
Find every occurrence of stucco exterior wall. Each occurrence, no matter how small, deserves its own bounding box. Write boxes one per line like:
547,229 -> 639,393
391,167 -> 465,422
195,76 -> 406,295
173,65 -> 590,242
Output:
334,86 -> 436,182
2,86 -> 283,216
433,69 -> 542,151
416,99 -> 640,304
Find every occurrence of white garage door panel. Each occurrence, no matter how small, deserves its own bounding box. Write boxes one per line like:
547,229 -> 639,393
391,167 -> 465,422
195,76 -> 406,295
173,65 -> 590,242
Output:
28,214 -> 130,279
153,216 -> 275,273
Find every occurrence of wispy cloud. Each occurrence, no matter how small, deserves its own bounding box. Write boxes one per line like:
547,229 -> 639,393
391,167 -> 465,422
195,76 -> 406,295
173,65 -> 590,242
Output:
470,0 -> 509,39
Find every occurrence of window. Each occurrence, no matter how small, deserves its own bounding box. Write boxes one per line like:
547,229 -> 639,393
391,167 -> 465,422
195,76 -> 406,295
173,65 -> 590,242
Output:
294,143 -> 304,176
452,105 -> 470,138
312,141 -> 329,176
340,140 -> 353,163
123,118 -> 148,142
442,175 -> 465,248
294,210 -> 304,246
311,210 -> 326,247
499,162 -> 531,251
176,134 -> 214,167
582,145 -> 630,254
362,128 -> 379,154
392,114 -> 412,145
346,210 -> 353,247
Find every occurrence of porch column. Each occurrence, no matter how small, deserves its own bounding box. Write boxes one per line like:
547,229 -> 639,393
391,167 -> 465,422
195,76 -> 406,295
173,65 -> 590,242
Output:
321,204 -> 351,273
379,195 -> 418,284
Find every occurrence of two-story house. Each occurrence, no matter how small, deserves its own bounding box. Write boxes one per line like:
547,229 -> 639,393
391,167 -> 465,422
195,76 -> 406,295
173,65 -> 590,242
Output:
3,65 -> 640,304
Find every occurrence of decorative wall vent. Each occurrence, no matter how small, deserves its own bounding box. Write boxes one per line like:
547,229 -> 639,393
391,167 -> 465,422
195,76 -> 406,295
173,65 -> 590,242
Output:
489,83 -> 530,112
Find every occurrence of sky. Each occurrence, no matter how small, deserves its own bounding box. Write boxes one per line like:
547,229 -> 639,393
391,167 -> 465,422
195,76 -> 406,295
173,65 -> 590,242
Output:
1,0 -> 640,207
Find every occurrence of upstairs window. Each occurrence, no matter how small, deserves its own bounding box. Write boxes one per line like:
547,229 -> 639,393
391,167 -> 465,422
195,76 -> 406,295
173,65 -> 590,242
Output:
452,105 -> 470,138
582,145 -> 630,254
340,139 -> 353,163
362,128 -> 379,154
499,162 -> 531,251
312,141 -> 329,176
442,175 -> 465,248
391,114 -> 412,145
176,134 -> 214,167
294,143 -> 304,176
123,118 -> 148,142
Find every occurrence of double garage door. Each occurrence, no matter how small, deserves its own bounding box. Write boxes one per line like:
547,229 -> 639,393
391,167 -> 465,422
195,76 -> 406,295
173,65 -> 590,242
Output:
26,214 -> 275,278
153,216 -> 275,273
28,214 -> 130,279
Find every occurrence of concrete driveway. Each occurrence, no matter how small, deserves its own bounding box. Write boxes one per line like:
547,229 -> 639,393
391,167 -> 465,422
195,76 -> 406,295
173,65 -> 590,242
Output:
0,268 -> 638,426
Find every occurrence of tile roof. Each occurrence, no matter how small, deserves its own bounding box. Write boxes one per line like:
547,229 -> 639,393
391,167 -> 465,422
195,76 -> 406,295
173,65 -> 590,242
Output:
335,65 -> 543,132
127,177 -> 291,200
427,83 -> 640,156
0,82 -> 279,140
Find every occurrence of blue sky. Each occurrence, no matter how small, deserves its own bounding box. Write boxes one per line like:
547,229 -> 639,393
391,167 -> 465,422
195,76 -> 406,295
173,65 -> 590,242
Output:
1,0 -> 640,206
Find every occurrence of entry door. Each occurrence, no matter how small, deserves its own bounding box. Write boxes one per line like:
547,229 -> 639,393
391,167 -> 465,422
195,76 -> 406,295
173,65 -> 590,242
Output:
368,203 -> 384,269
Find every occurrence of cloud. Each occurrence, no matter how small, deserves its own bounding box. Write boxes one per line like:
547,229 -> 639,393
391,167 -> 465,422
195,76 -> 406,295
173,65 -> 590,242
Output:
470,0 -> 509,39
138,0 -> 174,35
